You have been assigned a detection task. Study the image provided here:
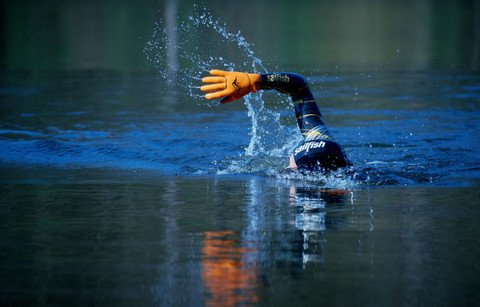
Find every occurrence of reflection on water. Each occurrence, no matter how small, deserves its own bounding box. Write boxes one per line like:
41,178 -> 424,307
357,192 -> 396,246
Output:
290,187 -> 353,267
1,176 -> 480,305
200,179 -> 355,305
202,231 -> 260,306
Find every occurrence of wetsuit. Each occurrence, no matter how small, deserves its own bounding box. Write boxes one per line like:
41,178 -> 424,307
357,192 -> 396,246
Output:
260,72 -> 351,171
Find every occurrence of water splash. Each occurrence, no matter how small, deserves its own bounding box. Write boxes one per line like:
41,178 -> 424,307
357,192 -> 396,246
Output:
144,6 -> 267,101
145,6 -> 300,173
144,6 -> 354,188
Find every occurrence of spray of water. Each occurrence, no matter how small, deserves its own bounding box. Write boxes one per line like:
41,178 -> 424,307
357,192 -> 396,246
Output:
144,6 -> 267,100
144,6 -> 355,187
145,6 -> 295,167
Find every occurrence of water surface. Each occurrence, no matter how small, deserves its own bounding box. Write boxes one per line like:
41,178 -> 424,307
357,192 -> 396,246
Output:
1,1 -> 480,306
1,178 -> 479,305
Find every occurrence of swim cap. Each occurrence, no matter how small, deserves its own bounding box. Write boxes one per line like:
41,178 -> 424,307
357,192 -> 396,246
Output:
293,140 -> 350,171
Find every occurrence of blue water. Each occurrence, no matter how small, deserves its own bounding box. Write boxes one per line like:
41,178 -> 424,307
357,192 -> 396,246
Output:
1,70 -> 479,187
2,9 -> 479,187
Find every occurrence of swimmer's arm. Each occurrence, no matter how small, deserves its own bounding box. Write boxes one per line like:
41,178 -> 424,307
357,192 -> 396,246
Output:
260,72 -> 323,114
260,73 -> 328,137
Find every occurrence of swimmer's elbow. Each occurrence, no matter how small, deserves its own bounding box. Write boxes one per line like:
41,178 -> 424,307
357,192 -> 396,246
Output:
287,73 -> 308,87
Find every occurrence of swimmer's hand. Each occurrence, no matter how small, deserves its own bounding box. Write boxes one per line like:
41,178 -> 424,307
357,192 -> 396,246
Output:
201,69 -> 261,104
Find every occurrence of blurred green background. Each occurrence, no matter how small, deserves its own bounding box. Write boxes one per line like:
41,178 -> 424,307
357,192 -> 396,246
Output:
1,0 -> 479,72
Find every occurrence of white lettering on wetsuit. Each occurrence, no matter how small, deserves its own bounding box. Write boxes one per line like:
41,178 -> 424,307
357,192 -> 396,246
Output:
294,141 -> 326,155
266,73 -> 290,83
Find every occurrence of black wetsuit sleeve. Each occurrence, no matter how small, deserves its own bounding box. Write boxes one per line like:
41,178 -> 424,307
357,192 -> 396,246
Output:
260,72 -> 333,141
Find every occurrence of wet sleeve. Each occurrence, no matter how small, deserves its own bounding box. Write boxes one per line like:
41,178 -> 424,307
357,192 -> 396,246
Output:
260,73 -> 332,140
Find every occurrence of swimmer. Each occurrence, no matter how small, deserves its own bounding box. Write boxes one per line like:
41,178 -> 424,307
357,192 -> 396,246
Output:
201,69 -> 351,172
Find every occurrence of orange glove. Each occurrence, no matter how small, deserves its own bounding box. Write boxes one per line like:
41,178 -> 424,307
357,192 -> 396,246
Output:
201,69 -> 262,104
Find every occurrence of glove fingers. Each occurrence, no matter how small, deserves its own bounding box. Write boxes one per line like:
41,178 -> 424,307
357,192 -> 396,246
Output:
202,76 -> 225,84
209,69 -> 228,77
201,69 -> 251,103
205,89 -> 230,100
200,83 -> 225,92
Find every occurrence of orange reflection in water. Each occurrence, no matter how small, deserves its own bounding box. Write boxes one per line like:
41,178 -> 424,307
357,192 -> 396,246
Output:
202,231 -> 260,307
